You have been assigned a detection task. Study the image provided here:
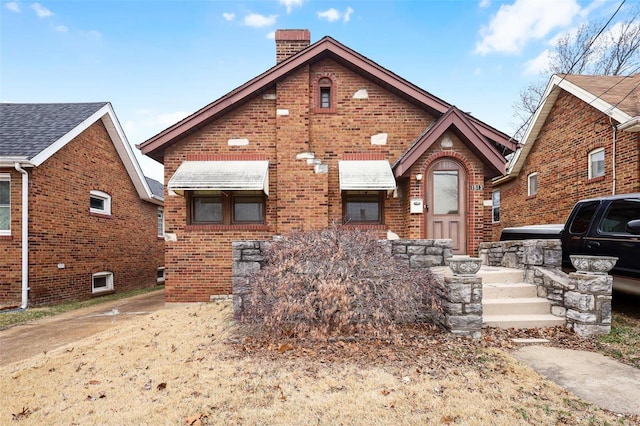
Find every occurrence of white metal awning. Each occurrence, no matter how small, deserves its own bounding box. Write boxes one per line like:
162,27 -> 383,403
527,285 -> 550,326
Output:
338,160 -> 396,191
168,160 -> 269,195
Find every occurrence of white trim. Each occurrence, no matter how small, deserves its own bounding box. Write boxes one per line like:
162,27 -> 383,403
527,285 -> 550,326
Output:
92,271 -> 114,293
0,174 -> 10,235
588,147 -> 605,179
157,267 -> 165,283
90,190 -> 112,215
527,172 -> 538,196
28,103 -> 163,206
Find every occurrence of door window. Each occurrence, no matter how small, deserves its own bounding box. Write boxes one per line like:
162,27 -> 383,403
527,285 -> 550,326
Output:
433,170 -> 459,214
568,201 -> 599,234
599,200 -> 640,234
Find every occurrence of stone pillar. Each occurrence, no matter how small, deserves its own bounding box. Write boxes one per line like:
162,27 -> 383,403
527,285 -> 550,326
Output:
565,272 -> 613,337
440,258 -> 483,339
232,241 -> 267,319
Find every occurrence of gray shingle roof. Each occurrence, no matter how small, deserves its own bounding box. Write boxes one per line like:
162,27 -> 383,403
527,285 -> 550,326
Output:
145,176 -> 164,198
0,102 -> 108,159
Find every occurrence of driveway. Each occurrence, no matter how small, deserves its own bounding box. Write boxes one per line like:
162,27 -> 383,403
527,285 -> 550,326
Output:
0,289 -> 165,366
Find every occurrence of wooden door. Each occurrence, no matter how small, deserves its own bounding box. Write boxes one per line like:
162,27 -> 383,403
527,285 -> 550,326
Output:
426,159 -> 466,254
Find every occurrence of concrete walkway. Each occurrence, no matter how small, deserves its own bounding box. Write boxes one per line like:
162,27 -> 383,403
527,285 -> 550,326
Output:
514,345 -> 640,416
0,289 -> 165,366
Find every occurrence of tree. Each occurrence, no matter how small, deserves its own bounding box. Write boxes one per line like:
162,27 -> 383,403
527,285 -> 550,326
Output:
512,5 -> 640,140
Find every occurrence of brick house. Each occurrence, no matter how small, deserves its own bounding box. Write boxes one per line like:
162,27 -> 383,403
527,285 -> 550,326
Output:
139,30 -> 517,303
0,102 -> 165,308
492,74 -> 640,240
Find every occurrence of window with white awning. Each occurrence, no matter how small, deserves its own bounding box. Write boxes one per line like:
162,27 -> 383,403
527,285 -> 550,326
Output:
168,160 -> 269,196
338,160 -> 396,191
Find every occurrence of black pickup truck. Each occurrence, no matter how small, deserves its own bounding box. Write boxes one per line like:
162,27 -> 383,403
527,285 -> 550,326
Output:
500,193 -> 640,295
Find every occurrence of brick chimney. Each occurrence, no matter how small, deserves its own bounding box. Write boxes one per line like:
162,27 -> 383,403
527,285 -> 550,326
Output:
275,29 -> 310,63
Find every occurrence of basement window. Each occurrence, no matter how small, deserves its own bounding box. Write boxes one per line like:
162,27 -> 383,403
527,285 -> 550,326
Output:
92,271 -> 113,293
90,190 -> 111,215
157,267 -> 165,283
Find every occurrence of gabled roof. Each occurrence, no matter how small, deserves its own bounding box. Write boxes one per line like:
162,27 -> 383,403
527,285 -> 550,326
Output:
497,73 -> 640,183
138,35 -> 517,163
393,106 -> 506,179
0,102 -> 163,205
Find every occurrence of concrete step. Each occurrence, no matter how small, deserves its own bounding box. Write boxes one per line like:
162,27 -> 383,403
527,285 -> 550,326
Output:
483,297 -> 552,316
477,266 -> 524,283
483,314 -> 565,329
483,282 -> 538,299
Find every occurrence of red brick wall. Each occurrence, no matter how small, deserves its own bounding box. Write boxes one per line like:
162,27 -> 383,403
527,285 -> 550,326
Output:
162,58 -> 495,301
494,90 -> 640,240
0,120 -> 164,307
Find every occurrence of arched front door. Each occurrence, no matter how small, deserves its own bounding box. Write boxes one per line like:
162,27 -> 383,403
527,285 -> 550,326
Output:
426,159 -> 467,254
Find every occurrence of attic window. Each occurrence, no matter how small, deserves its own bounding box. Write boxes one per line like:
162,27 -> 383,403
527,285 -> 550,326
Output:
316,76 -> 336,113
90,190 -> 111,215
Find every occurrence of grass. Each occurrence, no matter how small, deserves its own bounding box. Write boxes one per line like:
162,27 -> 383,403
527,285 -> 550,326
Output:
2,301 -> 637,425
0,286 -> 163,330
595,312 -> 640,368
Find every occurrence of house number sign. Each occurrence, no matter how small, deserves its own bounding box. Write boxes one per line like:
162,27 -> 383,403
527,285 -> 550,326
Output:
471,184 -> 483,190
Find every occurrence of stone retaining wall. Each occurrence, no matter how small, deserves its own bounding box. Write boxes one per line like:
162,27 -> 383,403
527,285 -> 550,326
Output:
478,240 -> 612,337
232,239 -> 452,318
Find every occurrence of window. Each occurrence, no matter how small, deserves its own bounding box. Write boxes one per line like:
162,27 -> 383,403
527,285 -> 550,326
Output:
527,173 -> 538,197
92,271 -> 113,293
318,77 -> 335,112
343,191 -> 383,224
157,267 -> 165,283
157,207 -> 165,237
188,191 -> 265,225
492,190 -> 500,223
90,190 -> 111,215
0,175 -> 10,235
568,201 -> 599,234
588,148 -> 605,179
599,200 -> 640,234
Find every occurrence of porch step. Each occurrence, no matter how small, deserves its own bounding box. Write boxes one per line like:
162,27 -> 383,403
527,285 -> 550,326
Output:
483,314 -> 566,329
483,282 -> 537,299
483,297 -> 552,316
477,267 -> 524,283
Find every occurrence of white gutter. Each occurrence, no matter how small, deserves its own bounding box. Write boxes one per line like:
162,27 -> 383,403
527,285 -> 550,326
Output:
611,119 -> 617,196
14,163 -> 29,309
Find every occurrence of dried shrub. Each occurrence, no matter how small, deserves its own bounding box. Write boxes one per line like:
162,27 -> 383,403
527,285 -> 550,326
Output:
239,224 -> 443,340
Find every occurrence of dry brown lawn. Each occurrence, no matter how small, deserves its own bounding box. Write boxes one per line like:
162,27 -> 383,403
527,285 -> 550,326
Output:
1,301 -> 636,425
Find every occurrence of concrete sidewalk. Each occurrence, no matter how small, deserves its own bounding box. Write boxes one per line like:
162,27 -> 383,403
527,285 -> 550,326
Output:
0,289 -> 165,366
514,345 -> 640,416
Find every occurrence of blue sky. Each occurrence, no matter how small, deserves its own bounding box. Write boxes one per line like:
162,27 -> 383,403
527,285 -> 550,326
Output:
0,0 -> 630,181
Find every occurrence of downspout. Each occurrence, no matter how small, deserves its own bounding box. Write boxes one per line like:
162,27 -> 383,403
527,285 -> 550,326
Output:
14,163 -> 29,309
610,118 -> 617,195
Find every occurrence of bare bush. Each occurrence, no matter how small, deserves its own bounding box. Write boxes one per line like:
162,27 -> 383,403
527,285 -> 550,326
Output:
238,225 -> 443,341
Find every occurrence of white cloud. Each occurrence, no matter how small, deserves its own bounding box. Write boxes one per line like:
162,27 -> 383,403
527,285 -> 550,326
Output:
479,0 -> 491,8
31,2 -> 53,18
318,8 -> 340,22
266,31 -> 276,40
523,49 -> 551,75
54,25 -> 68,33
5,2 -> 20,13
343,7 -> 354,23
222,12 -> 235,22
244,13 -> 278,28
124,110 -> 190,145
475,0 -> 581,55
280,0 -> 303,14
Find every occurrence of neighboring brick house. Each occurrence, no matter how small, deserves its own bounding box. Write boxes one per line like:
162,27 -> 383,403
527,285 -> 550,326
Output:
0,102 -> 165,308
492,74 -> 640,240
139,30 -> 517,303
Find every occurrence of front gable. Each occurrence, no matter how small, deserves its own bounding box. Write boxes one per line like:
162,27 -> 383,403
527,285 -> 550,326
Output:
394,107 -> 506,179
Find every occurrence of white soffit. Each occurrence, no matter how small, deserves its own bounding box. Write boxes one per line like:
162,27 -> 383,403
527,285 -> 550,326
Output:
338,160 -> 396,190
168,160 -> 269,195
